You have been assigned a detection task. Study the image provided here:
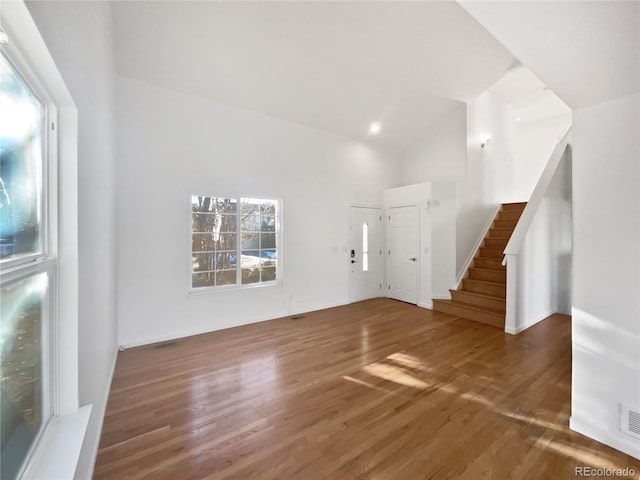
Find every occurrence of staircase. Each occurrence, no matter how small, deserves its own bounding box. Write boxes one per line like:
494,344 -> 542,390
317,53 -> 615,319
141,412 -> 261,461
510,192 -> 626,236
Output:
433,202 -> 527,329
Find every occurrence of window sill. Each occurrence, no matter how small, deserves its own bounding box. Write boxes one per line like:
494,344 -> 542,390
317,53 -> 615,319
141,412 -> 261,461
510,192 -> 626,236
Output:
186,279 -> 282,297
27,405 -> 92,480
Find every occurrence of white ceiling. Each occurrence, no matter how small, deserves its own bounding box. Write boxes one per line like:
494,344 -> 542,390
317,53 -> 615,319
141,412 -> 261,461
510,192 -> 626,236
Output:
488,66 -> 571,124
111,1 -> 517,149
459,1 -> 640,110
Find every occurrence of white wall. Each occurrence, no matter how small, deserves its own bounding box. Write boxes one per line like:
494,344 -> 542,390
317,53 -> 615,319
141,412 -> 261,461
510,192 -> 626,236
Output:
430,183 -> 457,298
570,93 -> 640,459
457,90 -> 517,276
25,1 -> 119,478
514,113 -> 572,201
403,104 -> 467,184
116,76 -> 402,347
508,150 -> 572,333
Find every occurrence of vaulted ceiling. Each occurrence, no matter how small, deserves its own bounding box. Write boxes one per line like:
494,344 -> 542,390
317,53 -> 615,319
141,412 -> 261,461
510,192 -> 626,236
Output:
459,0 -> 640,110
111,1 -> 517,149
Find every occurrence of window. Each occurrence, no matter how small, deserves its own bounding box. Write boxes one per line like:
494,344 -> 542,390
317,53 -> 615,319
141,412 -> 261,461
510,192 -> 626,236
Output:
0,52 -> 55,480
362,222 -> 369,272
191,195 -> 280,290
0,53 -> 44,264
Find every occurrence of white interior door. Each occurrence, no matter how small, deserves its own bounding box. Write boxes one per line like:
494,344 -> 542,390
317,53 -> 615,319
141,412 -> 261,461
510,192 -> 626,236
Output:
387,205 -> 418,304
349,207 -> 383,302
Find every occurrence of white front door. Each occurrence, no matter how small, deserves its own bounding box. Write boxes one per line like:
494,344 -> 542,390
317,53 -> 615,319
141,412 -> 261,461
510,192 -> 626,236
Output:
388,205 -> 418,304
349,206 -> 383,302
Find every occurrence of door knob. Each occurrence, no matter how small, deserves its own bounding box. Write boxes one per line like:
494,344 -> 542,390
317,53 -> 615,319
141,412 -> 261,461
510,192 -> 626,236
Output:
409,257 -> 417,261
351,260 -> 357,263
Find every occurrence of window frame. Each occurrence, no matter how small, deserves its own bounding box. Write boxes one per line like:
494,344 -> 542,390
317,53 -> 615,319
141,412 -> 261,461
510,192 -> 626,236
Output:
188,193 -> 283,295
0,45 -> 58,479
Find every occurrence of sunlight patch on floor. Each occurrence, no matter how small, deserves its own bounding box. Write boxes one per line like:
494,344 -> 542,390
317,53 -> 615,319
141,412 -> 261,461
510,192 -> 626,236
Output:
362,362 -> 429,389
386,352 -> 430,372
535,436 -> 630,473
342,375 -> 398,396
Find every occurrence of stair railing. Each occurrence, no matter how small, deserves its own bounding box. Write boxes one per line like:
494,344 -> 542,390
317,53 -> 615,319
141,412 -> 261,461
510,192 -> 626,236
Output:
503,128 -> 572,333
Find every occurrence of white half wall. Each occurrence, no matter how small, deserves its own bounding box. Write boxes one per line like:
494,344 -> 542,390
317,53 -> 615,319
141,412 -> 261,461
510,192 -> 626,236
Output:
571,93 -> 640,459
515,113 -> 572,201
507,150 -> 572,334
457,90 -> 517,276
26,2 -> 119,478
430,183 -> 457,298
116,76 -> 402,347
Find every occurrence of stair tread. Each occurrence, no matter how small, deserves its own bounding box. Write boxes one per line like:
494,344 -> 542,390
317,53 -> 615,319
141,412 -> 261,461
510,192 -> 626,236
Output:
501,203 -> 527,210
472,264 -> 505,271
434,299 -> 505,317
450,289 -> 506,302
463,278 -> 505,287
469,267 -> 506,273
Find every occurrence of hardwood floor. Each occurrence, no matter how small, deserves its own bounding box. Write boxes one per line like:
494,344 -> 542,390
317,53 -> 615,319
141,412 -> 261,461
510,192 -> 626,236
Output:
94,299 -> 640,479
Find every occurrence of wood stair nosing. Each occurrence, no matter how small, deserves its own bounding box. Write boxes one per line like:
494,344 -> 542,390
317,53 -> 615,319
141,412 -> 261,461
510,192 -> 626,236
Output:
473,257 -> 505,270
462,278 -> 506,298
450,289 -> 506,313
487,228 -> 514,239
500,202 -> 527,211
484,238 -> 509,249
432,299 -> 505,328
497,210 -> 524,221
478,247 -> 504,259
493,219 -> 519,229
468,267 -> 506,284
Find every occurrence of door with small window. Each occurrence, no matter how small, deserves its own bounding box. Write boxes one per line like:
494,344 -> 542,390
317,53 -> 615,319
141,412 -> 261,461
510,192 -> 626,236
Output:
349,206 -> 382,302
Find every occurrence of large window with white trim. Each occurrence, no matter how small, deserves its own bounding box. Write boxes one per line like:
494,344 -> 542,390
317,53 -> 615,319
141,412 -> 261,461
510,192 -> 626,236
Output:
0,51 -> 55,480
191,195 -> 280,290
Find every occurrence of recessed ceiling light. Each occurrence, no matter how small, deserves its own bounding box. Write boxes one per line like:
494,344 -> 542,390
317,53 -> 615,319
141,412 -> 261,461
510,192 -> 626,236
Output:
516,117 -> 521,122
368,122 -> 381,135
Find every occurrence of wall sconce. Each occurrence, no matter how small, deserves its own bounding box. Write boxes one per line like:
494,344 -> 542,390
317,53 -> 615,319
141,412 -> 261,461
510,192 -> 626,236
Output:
480,134 -> 491,149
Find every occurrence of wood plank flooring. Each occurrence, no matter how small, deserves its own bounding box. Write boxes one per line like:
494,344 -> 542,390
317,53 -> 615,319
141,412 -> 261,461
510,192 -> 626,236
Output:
94,298 -> 640,479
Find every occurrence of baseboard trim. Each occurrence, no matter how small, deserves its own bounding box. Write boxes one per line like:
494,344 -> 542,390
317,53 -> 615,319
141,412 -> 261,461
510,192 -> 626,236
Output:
75,350 -> 118,479
120,300 -> 355,349
431,293 -> 452,300
570,416 -> 640,461
121,322 -> 270,349
505,309 -> 556,335
418,301 -> 433,310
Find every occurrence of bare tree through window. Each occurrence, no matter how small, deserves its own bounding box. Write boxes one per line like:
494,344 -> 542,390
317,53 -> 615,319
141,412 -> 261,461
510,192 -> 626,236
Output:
191,196 -> 279,289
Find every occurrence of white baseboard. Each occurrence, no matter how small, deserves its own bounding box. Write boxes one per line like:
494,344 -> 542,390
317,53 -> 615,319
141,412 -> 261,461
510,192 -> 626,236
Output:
121,300 -> 355,349
418,301 -> 433,310
431,293 -> 452,300
456,204 -> 502,288
74,351 -> 118,480
505,309 -> 556,335
570,417 -> 640,461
